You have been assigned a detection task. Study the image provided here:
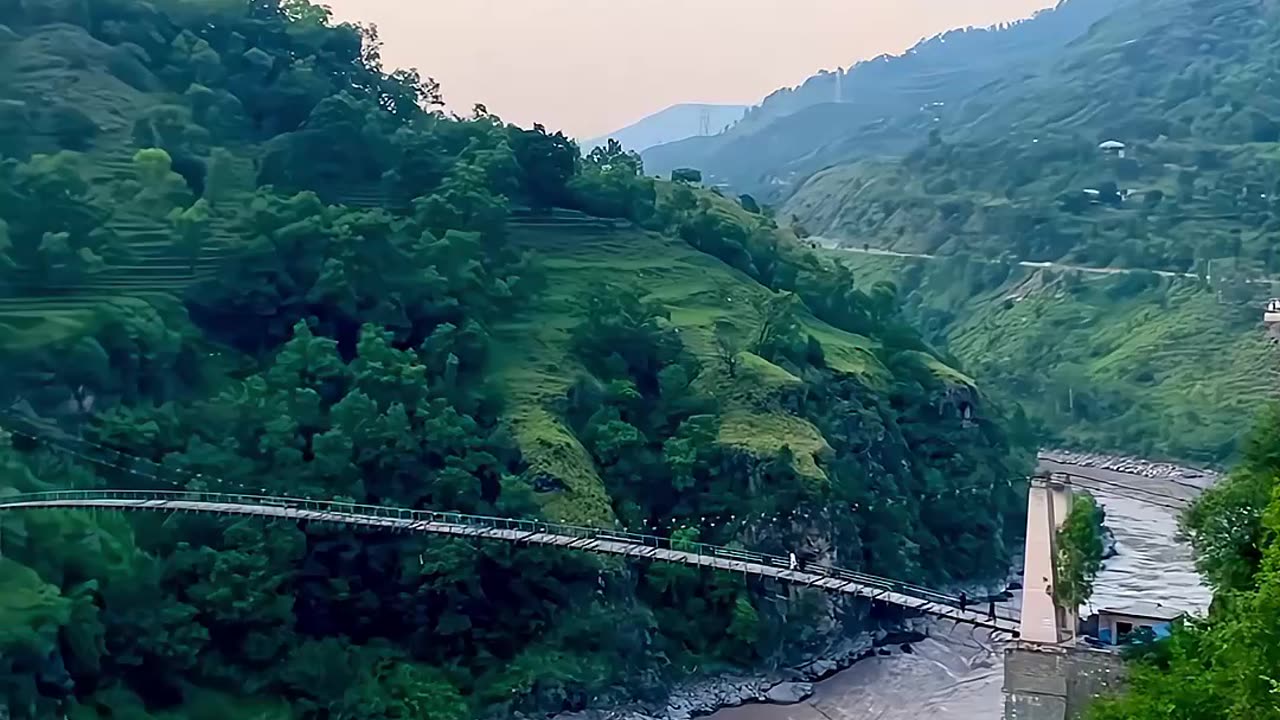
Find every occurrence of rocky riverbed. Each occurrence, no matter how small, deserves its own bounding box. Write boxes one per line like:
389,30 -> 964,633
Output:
541,622 -> 937,720
1039,449 -> 1217,483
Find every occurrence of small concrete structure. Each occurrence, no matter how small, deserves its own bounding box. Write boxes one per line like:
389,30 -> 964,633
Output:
1264,298 -> 1280,324
1098,140 -> 1127,159
1091,602 -> 1184,646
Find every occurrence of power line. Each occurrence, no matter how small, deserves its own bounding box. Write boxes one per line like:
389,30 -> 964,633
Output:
1042,460 -> 1214,493
1083,486 -> 1186,512
1053,473 -> 1195,511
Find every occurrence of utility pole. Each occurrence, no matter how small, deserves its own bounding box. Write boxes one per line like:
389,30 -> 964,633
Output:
699,108 -> 711,137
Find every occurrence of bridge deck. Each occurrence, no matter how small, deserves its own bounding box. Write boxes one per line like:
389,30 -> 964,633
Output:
0,492 -> 1020,634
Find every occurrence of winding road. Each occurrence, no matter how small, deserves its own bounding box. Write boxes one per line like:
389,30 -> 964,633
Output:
814,238 -> 1201,280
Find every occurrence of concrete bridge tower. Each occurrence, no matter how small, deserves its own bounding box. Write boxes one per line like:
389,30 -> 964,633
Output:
1019,477 -> 1074,644
1005,476 -> 1129,720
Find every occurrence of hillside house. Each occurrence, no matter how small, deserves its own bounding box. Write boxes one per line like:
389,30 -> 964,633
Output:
1099,140 -> 1127,158
1086,602 -> 1185,646
1265,298 -> 1280,324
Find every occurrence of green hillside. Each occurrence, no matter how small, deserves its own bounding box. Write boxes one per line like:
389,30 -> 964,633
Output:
495,223 -> 889,525
787,0 -> 1280,269
834,251 -> 1276,463
779,0 -> 1280,463
0,2 -> 1032,719
641,0 -> 1120,199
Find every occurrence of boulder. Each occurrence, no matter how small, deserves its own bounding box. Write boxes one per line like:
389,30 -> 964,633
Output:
876,629 -> 926,647
806,658 -> 837,677
765,682 -> 814,705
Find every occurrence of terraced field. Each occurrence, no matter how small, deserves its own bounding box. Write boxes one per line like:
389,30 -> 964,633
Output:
0,19 -> 269,349
0,144 -> 258,347
835,251 -> 1276,463
313,182 -> 401,211
494,222 -> 883,525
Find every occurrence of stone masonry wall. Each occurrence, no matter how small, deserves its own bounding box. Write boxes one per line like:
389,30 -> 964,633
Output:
1004,645 -> 1128,720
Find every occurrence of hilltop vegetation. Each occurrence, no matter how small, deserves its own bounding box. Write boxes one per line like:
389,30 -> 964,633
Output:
789,0 -> 1280,271
0,2 -> 1030,719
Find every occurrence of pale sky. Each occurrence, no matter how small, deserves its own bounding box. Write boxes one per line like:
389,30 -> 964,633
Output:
325,0 -> 1056,139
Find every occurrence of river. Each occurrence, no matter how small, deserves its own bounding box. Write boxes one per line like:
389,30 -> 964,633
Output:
706,466 -> 1213,720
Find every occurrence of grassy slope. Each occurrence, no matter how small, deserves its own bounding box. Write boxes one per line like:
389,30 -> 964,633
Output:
494,224 -> 887,525
0,24 -> 257,352
786,141 -> 1280,263
834,251 -> 1275,463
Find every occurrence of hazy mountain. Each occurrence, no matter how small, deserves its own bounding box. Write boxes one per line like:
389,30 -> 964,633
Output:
583,103 -> 747,154
787,0 -> 1279,265
642,0 -> 1119,200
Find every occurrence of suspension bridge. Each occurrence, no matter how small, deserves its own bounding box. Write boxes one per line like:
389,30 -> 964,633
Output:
0,416 -> 1205,641
0,487 -> 1023,635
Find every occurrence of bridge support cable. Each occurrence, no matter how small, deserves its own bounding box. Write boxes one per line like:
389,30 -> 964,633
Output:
1047,472 -> 1194,510
0,419 -> 1027,629
0,489 -> 1021,634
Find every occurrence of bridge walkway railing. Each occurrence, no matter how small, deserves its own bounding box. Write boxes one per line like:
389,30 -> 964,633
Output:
0,488 -> 1021,627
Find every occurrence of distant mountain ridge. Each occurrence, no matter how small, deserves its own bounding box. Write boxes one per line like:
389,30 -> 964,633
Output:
641,0 -> 1120,199
780,0 -> 1280,465
582,103 -> 747,153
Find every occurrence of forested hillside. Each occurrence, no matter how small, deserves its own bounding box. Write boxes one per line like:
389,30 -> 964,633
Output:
641,0 -> 1118,199
790,0 -> 1280,273
837,253 -> 1273,464
0,2 -> 1031,719
779,0 -> 1280,464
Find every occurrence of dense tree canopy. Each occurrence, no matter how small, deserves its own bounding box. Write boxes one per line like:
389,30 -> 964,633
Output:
1089,408 -> 1280,719
1054,493 -> 1106,626
0,1 -> 1032,719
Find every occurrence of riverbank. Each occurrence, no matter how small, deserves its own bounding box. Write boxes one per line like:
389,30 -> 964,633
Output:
545,454 -> 1199,720
708,630 -> 1004,720
711,465 -> 1210,720
538,563 -> 1019,720
1038,449 -> 1218,483
539,621 -> 934,720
